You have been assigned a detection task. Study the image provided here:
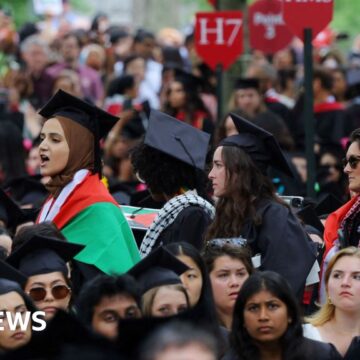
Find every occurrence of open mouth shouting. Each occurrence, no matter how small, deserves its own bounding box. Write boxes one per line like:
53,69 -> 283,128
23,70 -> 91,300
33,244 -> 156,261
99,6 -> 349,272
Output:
40,154 -> 50,167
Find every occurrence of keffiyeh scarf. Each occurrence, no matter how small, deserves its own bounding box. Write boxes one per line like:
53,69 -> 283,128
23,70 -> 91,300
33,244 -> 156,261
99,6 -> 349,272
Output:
140,191 -> 215,257
340,195 -> 360,245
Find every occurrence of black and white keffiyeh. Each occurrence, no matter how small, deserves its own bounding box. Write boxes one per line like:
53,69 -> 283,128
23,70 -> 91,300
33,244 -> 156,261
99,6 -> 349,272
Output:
140,191 -> 215,257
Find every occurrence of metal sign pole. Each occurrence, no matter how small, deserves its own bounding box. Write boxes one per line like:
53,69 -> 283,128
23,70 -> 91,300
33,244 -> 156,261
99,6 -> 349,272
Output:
303,27 -> 316,199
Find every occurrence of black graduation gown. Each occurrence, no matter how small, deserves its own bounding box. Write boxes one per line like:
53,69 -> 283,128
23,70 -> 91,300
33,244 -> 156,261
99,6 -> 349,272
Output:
153,205 -> 212,251
265,99 -> 294,139
344,99 -> 360,135
239,199 -> 317,299
221,338 -> 342,360
314,107 -> 347,146
344,336 -> 360,360
292,97 -> 347,150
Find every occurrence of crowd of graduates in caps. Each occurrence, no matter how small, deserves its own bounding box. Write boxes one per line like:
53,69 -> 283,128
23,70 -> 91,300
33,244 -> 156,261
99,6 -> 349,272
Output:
0,4 -> 360,360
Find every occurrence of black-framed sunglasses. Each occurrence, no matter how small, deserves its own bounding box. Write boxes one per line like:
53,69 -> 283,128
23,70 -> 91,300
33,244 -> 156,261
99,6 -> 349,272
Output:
28,285 -> 71,302
206,237 -> 247,250
342,155 -> 360,169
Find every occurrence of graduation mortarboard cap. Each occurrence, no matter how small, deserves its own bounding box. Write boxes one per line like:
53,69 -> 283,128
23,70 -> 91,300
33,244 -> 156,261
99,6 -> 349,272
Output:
0,264 -> 36,314
220,113 -> 294,177
0,188 -> 36,231
7,235 -> 84,277
0,260 -> 28,287
234,77 -> 260,90
174,68 -> 203,92
0,278 -> 37,315
39,89 -> 120,175
39,89 -> 118,139
0,278 -> 24,296
315,193 -> 343,217
4,175 -> 48,207
296,205 -> 324,235
128,246 -> 189,294
145,109 -> 210,170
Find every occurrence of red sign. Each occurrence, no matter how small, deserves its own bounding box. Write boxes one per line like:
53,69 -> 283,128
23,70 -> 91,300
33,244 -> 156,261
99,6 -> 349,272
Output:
195,11 -> 243,70
282,0 -> 334,41
249,0 -> 293,54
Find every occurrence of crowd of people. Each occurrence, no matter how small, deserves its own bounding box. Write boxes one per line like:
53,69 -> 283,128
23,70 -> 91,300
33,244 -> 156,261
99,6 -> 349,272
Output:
0,3 -> 359,360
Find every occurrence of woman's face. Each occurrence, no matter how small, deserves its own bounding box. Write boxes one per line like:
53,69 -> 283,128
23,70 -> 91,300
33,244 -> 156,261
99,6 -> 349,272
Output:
177,254 -> 203,307
91,294 -> 141,340
125,58 -> 145,84
320,153 -> 341,183
53,77 -> 76,96
27,146 -> 41,174
208,146 -> 227,197
332,70 -> 347,97
168,81 -> 186,109
327,256 -> 360,312
234,88 -> 262,116
0,291 -> 32,351
243,289 -> 290,344
210,255 -> 249,315
109,136 -> 131,159
291,156 -> 307,183
224,116 -> 238,137
344,142 -> 360,194
151,286 -> 188,317
39,118 -> 70,177
25,271 -> 71,321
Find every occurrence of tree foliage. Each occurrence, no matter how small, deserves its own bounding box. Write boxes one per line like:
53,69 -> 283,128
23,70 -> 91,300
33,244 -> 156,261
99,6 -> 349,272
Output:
1,0 -> 90,28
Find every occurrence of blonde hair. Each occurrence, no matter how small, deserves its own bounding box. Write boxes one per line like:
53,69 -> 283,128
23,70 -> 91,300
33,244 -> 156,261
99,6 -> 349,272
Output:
306,247 -> 360,326
141,284 -> 189,317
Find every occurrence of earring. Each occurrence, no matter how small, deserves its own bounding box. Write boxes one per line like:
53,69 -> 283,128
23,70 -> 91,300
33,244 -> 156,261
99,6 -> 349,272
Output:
328,297 -> 333,305
288,318 -> 292,324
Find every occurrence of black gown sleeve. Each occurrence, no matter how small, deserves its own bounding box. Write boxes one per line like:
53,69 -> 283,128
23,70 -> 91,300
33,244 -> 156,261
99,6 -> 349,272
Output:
250,201 -> 317,299
155,206 -> 212,250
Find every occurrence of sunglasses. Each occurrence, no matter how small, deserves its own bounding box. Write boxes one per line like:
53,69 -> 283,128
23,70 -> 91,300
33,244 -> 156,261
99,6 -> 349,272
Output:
28,285 -> 71,302
206,237 -> 247,250
342,155 -> 360,169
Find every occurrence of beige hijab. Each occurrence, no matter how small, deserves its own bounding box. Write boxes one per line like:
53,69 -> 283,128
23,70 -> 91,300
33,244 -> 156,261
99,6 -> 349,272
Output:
45,116 -> 94,198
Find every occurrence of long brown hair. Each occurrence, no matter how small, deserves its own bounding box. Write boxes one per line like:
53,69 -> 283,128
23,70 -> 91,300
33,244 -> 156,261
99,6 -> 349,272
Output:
202,243 -> 254,276
206,146 -> 281,240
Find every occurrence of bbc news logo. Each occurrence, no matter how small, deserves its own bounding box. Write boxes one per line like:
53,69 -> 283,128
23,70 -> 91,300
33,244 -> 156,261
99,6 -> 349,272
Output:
0,311 -> 46,331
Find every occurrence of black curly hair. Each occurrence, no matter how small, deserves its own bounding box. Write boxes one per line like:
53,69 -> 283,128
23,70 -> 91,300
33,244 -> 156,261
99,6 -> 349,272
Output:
130,142 -> 209,197
75,274 -> 141,328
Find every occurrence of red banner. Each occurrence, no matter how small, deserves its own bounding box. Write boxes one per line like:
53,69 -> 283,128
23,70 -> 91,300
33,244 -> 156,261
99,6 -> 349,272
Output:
195,11 -> 243,70
282,0 -> 334,41
249,0 -> 293,54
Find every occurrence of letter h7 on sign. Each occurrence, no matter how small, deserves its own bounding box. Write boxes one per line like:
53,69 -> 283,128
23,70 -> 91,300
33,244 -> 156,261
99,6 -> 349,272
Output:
195,11 -> 243,70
